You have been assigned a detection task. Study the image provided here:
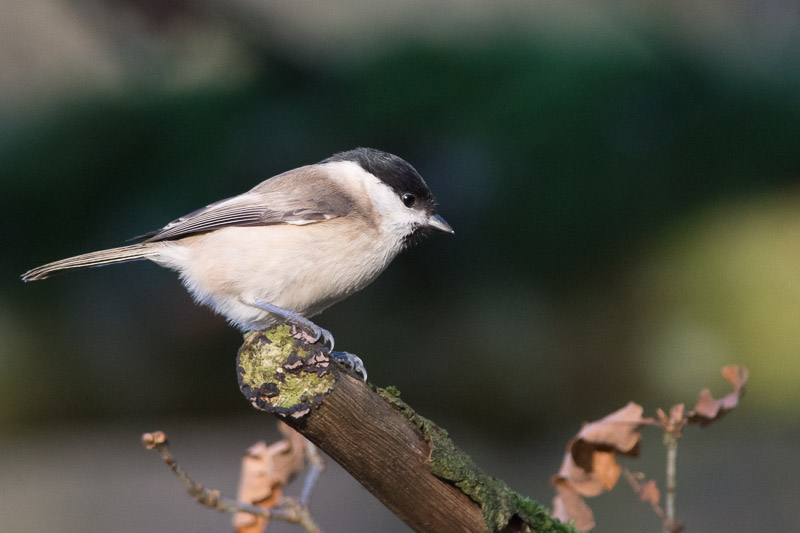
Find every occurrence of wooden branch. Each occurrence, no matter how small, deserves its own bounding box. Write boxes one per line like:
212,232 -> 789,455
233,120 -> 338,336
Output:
236,326 -> 573,533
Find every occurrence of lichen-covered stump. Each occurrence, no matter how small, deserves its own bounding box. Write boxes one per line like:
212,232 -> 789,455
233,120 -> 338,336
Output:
237,326 -> 573,533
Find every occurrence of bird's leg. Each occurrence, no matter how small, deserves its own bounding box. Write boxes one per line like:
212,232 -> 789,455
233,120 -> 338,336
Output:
247,300 -> 335,351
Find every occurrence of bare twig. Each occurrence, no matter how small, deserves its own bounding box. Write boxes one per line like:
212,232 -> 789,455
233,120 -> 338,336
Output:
300,441 -> 324,508
662,431 -> 680,533
655,405 -> 685,533
141,431 -> 322,533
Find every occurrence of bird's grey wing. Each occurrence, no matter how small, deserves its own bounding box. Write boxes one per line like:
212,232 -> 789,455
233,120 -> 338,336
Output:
139,166 -> 354,242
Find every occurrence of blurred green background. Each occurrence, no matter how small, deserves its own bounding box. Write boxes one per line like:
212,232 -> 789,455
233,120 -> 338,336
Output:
2,1 -> 800,532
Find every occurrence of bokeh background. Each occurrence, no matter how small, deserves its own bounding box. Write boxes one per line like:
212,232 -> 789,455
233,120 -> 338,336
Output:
2,1 -> 800,531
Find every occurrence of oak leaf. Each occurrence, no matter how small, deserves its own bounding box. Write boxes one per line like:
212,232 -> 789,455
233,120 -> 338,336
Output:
687,365 -> 748,426
638,479 -> 661,507
552,477 -> 595,531
233,422 -> 308,533
551,402 -> 650,530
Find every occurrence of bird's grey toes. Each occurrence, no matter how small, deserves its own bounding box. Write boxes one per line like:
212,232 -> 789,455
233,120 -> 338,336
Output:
330,351 -> 368,382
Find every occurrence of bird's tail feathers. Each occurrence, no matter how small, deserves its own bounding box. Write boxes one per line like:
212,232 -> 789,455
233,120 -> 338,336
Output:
21,243 -> 157,282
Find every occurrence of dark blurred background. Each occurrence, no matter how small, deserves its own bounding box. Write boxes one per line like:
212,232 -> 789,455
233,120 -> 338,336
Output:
2,1 -> 800,531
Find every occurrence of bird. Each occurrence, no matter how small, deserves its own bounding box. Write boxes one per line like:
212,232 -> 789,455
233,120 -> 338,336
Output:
22,147 -> 453,378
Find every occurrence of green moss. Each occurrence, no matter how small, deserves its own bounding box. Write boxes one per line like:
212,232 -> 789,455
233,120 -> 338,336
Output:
377,388 -> 575,533
383,385 -> 402,397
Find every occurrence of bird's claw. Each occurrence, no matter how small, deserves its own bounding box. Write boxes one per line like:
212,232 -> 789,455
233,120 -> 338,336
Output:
290,322 -> 335,352
330,351 -> 368,382
316,326 -> 335,352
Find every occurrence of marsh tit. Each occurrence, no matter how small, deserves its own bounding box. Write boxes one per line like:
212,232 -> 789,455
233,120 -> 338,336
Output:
22,147 -> 453,369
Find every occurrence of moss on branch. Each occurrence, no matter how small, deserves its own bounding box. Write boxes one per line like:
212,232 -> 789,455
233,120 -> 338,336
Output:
378,388 -> 572,533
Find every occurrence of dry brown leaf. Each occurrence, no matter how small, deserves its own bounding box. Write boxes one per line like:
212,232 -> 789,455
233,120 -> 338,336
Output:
574,402 -> 646,458
555,449 -> 620,497
687,365 -> 749,426
552,477 -> 596,531
233,422 -> 308,533
273,422 -> 309,482
622,468 -> 665,524
623,469 -> 662,509
551,402 -> 650,529
638,479 -> 661,507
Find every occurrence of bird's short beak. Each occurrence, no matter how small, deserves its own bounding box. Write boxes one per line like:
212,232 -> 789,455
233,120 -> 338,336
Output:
427,214 -> 454,234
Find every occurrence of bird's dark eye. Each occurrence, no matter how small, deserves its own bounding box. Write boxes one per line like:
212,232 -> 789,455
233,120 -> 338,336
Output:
402,193 -> 416,208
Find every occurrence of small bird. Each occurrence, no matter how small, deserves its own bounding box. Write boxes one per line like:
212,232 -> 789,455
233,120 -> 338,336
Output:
22,148 -> 453,377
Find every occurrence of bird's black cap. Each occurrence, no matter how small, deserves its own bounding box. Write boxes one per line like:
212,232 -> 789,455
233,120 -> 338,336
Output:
322,147 -> 436,212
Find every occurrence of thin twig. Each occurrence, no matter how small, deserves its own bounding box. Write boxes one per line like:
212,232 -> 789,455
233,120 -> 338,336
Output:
141,431 -> 265,515
663,432 -> 679,533
655,405 -> 685,533
300,441 -> 325,507
141,431 -> 323,533
269,498 -> 321,533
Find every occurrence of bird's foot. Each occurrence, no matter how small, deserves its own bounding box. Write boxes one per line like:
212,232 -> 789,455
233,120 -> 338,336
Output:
330,351 -> 368,382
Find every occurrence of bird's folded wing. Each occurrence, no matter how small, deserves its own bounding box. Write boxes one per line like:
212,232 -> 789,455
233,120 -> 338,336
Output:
137,167 -> 354,242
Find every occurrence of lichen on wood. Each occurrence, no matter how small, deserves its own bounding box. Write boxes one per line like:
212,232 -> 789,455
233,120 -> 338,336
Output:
237,326 -> 336,419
